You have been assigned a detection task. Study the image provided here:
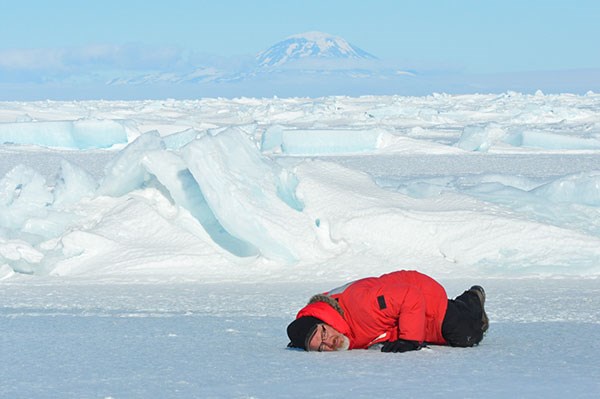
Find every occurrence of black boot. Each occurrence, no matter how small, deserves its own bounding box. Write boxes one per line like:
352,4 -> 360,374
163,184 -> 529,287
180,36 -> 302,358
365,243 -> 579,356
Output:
469,285 -> 489,333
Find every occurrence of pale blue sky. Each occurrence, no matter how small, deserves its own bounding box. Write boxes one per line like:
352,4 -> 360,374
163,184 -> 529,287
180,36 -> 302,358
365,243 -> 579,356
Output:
2,0 -> 599,73
1,0 -> 599,99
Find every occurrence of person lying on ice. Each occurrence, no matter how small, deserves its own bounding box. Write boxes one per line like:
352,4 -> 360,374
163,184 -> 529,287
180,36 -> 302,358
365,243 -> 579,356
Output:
287,270 -> 488,352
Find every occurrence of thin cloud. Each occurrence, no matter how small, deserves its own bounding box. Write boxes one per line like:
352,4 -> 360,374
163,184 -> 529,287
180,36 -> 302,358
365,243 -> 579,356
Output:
0,48 -> 67,71
0,44 -> 186,72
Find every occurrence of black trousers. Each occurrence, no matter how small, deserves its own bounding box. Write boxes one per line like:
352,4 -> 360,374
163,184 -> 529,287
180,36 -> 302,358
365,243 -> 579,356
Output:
441,290 -> 485,347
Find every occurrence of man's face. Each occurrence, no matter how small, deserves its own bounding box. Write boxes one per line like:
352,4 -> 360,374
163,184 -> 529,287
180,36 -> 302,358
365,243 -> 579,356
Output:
307,323 -> 350,352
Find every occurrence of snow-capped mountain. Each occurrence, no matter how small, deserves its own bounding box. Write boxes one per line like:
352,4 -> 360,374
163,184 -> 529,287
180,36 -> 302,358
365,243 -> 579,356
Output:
105,32 -> 404,91
256,31 -> 377,68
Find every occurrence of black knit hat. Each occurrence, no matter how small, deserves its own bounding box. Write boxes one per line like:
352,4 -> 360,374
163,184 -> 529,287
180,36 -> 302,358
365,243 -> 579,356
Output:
287,316 -> 322,350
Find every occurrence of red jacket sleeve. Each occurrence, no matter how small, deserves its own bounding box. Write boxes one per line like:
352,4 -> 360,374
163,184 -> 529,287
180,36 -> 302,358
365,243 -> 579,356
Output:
395,285 -> 427,343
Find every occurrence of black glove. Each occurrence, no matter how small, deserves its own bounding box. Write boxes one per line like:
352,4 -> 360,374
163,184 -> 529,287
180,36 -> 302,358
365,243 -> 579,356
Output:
380,339 -> 422,353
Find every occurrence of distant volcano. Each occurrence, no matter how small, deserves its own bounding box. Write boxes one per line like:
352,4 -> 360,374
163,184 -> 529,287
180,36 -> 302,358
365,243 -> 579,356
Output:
256,31 -> 377,68
105,31 -> 409,93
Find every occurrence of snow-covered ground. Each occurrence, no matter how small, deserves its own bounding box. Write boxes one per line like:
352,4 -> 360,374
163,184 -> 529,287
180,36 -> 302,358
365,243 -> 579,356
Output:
2,279 -> 599,398
1,92 -> 599,397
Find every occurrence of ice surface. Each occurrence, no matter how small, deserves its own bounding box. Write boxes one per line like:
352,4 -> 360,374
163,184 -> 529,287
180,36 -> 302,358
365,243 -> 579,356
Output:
1,93 -> 600,398
1,280 -> 599,398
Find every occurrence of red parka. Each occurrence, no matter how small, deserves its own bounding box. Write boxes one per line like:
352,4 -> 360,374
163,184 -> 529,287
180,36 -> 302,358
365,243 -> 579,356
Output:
295,270 -> 449,349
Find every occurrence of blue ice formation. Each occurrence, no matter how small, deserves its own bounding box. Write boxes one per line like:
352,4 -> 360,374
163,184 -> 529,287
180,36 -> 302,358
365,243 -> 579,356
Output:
0,126 -> 311,274
89,127 -> 307,262
0,164 -> 53,231
2,123 -> 600,275
53,160 -> 98,206
532,172 -> 600,206
162,128 -> 204,150
381,171 -> 600,237
141,146 -> 259,258
455,124 -> 507,152
96,131 -> 165,197
183,127 -> 306,262
506,131 -> 600,150
0,119 -> 132,149
457,123 -> 600,152
261,126 -> 383,154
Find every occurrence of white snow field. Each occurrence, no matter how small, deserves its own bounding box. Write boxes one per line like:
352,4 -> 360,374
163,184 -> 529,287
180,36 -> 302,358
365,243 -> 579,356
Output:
1,92 -> 600,398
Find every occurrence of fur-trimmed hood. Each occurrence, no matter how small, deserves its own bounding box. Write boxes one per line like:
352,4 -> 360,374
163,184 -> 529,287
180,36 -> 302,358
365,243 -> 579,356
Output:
308,294 -> 344,317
